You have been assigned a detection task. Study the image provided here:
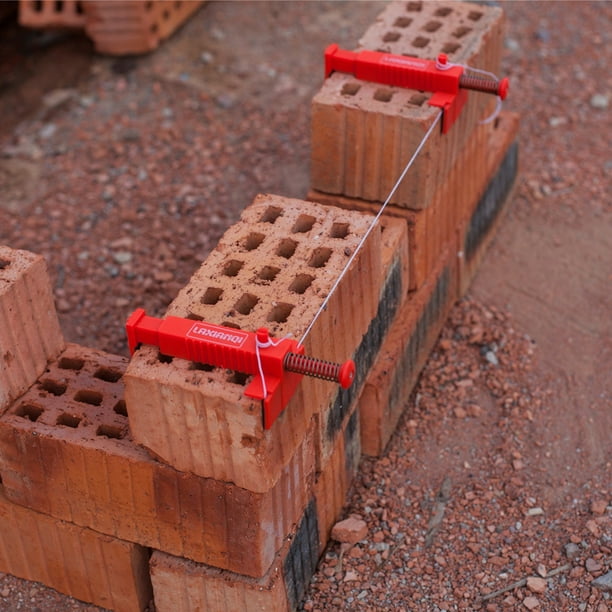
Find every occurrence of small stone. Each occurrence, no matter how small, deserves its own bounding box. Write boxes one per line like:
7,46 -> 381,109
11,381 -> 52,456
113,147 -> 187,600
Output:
564,542 -> 580,559
39,123 -> 57,139
484,350 -> 499,366
536,563 -> 547,577
1,588 -> 9,597
454,407 -> 467,419
586,558 -> 602,573
42,88 -> 75,109
590,499 -> 607,515
525,507 -> 543,516
113,251 -> 133,264
586,519 -> 601,537
331,517 -> 368,545
343,570 -> 358,582
513,459 -> 525,471
523,595 -> 540,610
549,116 -> 567,127
526,576 -> 547,594
590,94 -> 609,109
592,570 -> 612,593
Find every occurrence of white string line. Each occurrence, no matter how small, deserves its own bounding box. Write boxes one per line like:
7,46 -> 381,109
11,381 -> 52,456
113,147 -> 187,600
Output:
298,108 -> 443,348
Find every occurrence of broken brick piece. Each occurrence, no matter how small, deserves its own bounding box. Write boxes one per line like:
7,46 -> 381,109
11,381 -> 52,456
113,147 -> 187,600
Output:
0,246 -> 64,410
0,344 -> 314,578
331,517 -> 368,545
0,486 -> 152,612
311,0 -> 505,209
125,194 -> 382,492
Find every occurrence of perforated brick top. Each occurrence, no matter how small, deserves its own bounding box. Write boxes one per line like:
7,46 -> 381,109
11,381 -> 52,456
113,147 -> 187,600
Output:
167,193 -> 376,342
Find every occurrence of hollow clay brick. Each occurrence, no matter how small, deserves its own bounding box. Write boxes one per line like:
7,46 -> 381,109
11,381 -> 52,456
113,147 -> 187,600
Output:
149,414 -> 359,612
83,1 -> 204,55
18,0 -> 86,29
125,194 -> 382,493
308,111 -> 517,291
359,246 -> 458,456
0,344 -> 314,578
458,113 -> 520,296
311,0 -> 505,209
0,247 -> 64,411
0,487 -> 152,611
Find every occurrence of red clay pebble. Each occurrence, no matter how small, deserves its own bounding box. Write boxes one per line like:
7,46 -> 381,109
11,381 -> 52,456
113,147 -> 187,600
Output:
523,596 -> 540,610
591,499 -> 608,515
526,576 -> 547,594
331,517 -> 368,545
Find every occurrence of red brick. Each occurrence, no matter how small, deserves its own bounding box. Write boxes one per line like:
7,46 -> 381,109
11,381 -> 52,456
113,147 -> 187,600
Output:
311,0 -> 505,209
18,0 -> 86,29
308,111 -> 507,291
83,1 -> 204,55
0,344 -> 314,578
359,246 -> 458,456
0,487 -> 152,611
0,247 -> 64,410
125,194 -> 382,492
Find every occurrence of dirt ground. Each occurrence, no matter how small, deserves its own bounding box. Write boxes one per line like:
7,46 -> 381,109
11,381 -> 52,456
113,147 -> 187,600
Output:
0,1 -> 610,611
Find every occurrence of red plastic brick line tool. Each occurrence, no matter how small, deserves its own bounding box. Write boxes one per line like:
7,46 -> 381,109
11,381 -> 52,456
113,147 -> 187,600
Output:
324,44 -> 509,133
126,309 -> 355,429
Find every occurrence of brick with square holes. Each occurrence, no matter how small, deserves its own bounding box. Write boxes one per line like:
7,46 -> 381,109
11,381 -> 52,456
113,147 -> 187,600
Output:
311,0 -> 505,209
124,194 -> 384,493
0,246 -> 65,410
0,486 -> 152,612
0,344 -> 315,578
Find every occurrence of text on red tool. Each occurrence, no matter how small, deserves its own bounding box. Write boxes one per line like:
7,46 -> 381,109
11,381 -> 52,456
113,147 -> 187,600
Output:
324,44 -> 509,133
126,308 -> 355,429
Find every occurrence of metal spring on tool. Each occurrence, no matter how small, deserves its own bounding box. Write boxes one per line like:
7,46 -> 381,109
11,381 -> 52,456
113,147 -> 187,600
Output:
459,73 -> 503,96
284,352 -> 342,382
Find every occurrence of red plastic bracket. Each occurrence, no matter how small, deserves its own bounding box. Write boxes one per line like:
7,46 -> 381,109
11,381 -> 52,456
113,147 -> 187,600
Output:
126,309 -> 355,429
324,44 -> 508,133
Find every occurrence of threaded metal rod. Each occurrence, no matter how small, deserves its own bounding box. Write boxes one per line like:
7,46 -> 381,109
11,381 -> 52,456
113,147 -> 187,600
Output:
284,352 -> 355,388
459,73 -> 508,98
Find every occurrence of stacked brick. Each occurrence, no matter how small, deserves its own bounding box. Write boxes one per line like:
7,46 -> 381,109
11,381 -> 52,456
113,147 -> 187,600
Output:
0,2 -> 519,611
18,0 -> 204,55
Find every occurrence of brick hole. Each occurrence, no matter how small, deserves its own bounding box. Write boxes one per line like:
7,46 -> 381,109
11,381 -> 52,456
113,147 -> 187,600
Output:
412,36 -> 430,48
394,16 -> 412,27
258,265 -> 280,281
234,293 -> 259,316
158,352 -> 173,364
494,116 -> 501,129
74,389 -> 103,406
75,1 -> 83,14
291,214 -> 316,234
94,367 -> 122,383
54,1 -> 64,11
243,232 -> 265,251
174,1 -> 182,8
222,321 -> 241,330
222,259 -> 244,277
189,362 -> 215,372
0,258 -> 9,270
145,0 -> 153,9
409,93 -> 428,106
57,413 -> 81,428
374,88 -> 394,103
405,1 -> 422,11
308,247 -> 332,268
276,238 -> 297,259
330,222 -> 350,239
442,42 -> 461,54
150,23 -> 158,34
40,379 -> 67,396
201,286 -> 223,305
227,371 -> 249,386
58,356 -> 84,370
260,206 -> 283,223
434,7 -> 453,17
113,400 -> 128,417
33,1 -> 43,12
96,424 -> 124,440
289,274 -> 314,295
268,303 -> 294,323
423,20 -> 442,32
341,82 -> 361,96
453,26 -> 472,39
382,31 -> 401,43
163,9 -> 170,20
468,10 -> 483,21
15,403 -> 44,422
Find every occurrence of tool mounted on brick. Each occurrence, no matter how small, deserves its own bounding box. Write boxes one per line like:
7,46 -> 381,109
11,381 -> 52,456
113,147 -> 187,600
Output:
126,308 -> 355,429
324,44 -> 509,133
